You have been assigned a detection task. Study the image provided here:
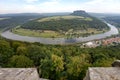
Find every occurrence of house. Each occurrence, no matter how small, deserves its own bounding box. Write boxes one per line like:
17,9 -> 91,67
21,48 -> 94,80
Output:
83,41 -> 97,48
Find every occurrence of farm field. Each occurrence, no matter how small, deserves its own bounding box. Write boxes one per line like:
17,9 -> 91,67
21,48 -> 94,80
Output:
37,15 -> 92,22
12,27 -> 107,38
12,28 -> 64,38
0,18 -> 10,21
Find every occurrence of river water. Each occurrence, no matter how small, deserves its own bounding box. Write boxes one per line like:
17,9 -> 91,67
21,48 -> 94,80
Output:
1,23 -> 119,44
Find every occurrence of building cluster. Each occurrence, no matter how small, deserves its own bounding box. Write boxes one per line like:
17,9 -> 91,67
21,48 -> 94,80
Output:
81,37 -> 120,48
102,37 -> 120,46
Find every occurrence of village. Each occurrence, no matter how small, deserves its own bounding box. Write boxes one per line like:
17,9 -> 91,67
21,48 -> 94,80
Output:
81,35 -> 120,48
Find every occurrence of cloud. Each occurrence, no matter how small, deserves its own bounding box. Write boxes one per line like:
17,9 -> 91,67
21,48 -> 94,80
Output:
24,5 -> 37,10
80,0 -> 120,13
22,4 -> 42,13
0,0 -> 120,14
24,0 -> 38,3
36,0 -> 62,13
41,0 -> 60,6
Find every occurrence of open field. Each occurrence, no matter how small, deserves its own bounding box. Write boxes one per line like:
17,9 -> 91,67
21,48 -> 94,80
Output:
12,28 -> 65,38
37,16 -> 92,22
0,18 -> 10,21
12,27 -> 108,38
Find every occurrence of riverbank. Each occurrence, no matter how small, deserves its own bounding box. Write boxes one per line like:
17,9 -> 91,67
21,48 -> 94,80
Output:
12,27 -> 108,38
1,23 -> 119,45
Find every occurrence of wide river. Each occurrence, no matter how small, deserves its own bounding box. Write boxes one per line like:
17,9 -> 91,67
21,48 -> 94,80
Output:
1,22 -> 119,44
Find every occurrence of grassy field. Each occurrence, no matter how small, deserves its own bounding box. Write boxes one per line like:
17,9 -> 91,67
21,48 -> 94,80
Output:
0,18 -> 10,21
37,16 -> 92,22
12,27 -> 108,38
12,28 -> 65,38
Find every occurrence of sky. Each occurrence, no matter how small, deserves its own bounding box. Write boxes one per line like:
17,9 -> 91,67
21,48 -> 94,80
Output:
0,0 -> 120,14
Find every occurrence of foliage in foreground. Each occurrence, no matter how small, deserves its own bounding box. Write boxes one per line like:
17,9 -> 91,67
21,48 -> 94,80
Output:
0,39 -> 120,80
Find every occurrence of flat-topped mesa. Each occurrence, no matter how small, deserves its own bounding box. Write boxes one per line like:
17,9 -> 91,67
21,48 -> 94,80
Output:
71,10 -> 90,17
112,60 -> 120,67
73,10 -> 86,14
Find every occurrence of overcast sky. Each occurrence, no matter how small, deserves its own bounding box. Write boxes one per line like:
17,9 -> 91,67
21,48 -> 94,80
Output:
0,0 -> 120,14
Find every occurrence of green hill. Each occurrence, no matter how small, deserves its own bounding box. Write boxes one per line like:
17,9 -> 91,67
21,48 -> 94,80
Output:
12,10 -> 109,38
20,11 -> 109,31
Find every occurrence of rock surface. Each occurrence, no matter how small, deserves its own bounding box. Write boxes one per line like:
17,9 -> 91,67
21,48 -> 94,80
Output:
84,67 -> 120,80
0,68 -> 39,80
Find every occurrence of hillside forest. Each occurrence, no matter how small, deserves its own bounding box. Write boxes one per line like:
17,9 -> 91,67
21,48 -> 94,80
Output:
0,38 -> 120,80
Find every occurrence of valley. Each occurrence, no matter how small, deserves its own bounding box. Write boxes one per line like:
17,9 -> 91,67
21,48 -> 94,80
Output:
0,10 -> 120,80
9,11 -> 110,40
1,22 -> 118,44
1,11 -> 118,44
1,0 -> 120,80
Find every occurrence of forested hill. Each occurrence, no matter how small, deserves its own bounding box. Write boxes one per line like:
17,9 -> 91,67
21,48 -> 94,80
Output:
21,10 -> 109,31
0,14 -> 43,30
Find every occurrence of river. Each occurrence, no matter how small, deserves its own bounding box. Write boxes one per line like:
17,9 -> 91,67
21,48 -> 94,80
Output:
1,22 -> 119,44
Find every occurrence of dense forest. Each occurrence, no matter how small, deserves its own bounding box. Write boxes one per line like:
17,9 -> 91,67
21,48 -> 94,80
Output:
21,11 -> 109,32
21,17 -> 109,31
0,37 -> 120,80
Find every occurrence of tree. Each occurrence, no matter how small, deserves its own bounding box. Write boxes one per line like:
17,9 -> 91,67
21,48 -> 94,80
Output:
16,46 -> 28,56
11,41 -> 26,52
40,54 -> 64,80
0,40 -> 14,67
8,55 -> 34,68
93,58 -> 116,67
27,45 -> 50,66
66,54 -> 91,80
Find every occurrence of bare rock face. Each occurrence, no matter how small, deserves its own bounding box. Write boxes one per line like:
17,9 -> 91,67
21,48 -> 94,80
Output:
112,60 -> 120,67
84,60 -> 120,80
84,67 -> 120,80
0,68 -> 40,80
